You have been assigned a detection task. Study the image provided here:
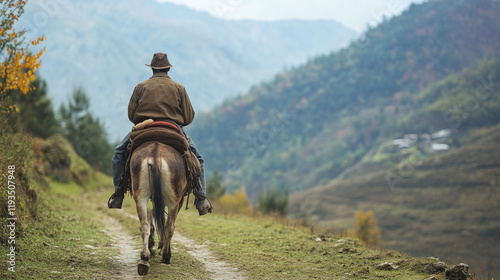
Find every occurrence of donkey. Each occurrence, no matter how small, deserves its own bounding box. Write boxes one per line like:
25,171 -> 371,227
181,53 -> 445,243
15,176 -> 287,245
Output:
130,141 -> 188,276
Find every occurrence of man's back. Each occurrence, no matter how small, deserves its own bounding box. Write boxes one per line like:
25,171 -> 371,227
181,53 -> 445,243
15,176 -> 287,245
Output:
128,72 -> 195,126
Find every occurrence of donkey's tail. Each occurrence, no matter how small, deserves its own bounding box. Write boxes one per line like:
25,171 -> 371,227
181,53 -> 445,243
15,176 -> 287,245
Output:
149,143 -> 165,241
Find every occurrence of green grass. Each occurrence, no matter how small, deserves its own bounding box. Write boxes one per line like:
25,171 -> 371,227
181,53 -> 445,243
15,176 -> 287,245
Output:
0,181 -> 119,279
174,211 -> 445,279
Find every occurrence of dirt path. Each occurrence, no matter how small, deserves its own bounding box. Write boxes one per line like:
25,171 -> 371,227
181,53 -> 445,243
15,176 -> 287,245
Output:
101,214 -> 143,280
173,232 -> 246,280
105,209 -> 246,280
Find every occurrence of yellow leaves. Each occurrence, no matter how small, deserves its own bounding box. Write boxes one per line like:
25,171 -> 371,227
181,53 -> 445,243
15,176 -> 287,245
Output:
7,30 -> 17,41
31,35 -> 46,46
0,0 -> 45,111
7,0 -> 27,9
217,187 -> 253,215
6,104 -> 19,112
0,36 -> 46,95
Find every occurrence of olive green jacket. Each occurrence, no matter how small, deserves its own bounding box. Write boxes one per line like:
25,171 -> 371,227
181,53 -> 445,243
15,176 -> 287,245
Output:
128,72 -> 195,126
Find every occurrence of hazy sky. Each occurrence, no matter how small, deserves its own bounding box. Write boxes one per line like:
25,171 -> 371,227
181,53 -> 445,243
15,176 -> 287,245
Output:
156,0 -> 426,32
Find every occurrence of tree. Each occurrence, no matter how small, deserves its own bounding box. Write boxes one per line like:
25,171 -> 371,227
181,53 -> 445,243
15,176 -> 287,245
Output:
207,169 -> 225,200
0,0 -> 45,112
8,76 -> 60,137
353,210 -> 381,247
257,186 -> 289,216
59,87 -> 113,175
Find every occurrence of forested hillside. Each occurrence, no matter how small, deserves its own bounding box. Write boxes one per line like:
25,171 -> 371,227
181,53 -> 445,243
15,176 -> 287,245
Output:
288,55 -> 500,278
186,0 -> 500,277
22,0 -> 355,139
188,0 -> 500,197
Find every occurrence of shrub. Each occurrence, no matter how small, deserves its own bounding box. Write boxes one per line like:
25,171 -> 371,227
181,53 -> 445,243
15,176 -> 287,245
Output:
347,210 -> 381,247
217,187 -> 253,215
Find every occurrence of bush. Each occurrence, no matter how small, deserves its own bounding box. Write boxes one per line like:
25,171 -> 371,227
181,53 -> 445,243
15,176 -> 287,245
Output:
347,210 -> 381,247
217,187 -> 253,215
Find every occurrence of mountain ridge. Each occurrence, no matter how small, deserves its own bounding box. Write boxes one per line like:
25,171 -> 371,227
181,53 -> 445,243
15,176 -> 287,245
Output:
22,0 -> 356,140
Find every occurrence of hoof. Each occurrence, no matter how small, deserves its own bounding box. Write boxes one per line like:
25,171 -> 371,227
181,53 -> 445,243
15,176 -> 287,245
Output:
137,260 -> 149,276
161,256 -> 171,264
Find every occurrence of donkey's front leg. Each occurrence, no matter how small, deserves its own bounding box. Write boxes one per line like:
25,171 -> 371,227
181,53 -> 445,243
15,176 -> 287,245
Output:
136,197 -> 151,275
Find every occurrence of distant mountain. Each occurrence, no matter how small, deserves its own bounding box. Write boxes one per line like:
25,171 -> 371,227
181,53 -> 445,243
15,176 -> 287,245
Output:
21,0 -> 356,140
187,0 -> 500,194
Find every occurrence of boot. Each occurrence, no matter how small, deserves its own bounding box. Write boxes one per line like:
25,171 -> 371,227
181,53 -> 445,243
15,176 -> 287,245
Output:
108,186 -> 124,209
195,196 -> 213,216
108,196 -> 123,209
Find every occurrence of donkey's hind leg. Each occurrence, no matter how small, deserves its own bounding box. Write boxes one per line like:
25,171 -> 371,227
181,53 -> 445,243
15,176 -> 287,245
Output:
161,205 -> 179,264
147,209 -> 155,253
136,197 -> 151,275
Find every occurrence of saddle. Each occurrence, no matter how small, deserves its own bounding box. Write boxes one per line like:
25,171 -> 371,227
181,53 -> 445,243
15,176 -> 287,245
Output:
121,119 -> 202,199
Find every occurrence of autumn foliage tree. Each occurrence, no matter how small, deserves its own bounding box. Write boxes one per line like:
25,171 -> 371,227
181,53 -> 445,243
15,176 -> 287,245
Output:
0,0 -> 45,113
0,0 -> 45,243
348,210 -> 381,247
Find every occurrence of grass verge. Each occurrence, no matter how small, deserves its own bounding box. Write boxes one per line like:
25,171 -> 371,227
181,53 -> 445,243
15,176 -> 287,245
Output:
174,211 -> 447,279
0,181 -> 119,279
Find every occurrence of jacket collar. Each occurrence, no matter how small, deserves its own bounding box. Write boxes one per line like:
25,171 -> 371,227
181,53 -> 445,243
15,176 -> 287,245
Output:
151,72 -> 170,79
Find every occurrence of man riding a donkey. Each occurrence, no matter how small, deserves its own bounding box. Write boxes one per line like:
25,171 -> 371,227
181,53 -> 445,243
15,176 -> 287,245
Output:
108,52 -> 213,216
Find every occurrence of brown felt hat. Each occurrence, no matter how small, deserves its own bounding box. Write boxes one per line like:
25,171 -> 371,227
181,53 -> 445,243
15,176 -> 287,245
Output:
145,53 -> 172,69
